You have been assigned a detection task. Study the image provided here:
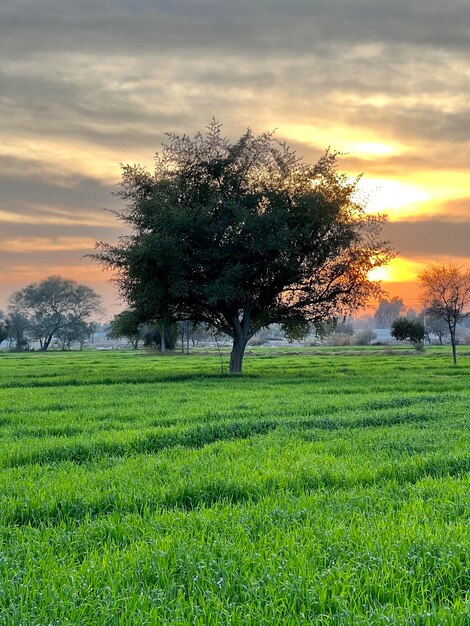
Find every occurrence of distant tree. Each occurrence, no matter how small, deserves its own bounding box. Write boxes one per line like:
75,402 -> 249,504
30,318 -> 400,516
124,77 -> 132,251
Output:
55,319 -> 96,350
189,322 -> 223,346
5,310 -> 29,351
420,263 -> 470,364
313,318 -> 354,340
334,320 -> 355,336
0,311 -> 9,348
142,323 -> 178,351
355,328 -> 377,346
177,320 -> 192,354
107,310 -> 143,349
373,297 -> 404,328
9,276 -> 103,351
424,309 -> 448,345
93,121 -> 393,373
256,324 -> 285,342
391,317 -> 425,349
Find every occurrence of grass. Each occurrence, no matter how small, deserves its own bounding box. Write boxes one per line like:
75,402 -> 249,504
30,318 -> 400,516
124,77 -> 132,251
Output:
0,347 -> 468,625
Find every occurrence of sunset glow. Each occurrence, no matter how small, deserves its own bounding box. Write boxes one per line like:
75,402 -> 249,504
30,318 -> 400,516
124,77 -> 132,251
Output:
1,1 -> 469,314
369,258 -> 427,283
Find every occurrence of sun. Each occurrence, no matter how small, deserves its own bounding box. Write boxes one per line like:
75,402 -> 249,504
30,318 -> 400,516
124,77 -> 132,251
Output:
368,266 -> 389,282
368,258 -> 429,284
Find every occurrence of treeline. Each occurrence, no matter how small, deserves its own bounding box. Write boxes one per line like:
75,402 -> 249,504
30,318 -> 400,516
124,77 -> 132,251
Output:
0,276 -> 220,353
105,311 -> 217,353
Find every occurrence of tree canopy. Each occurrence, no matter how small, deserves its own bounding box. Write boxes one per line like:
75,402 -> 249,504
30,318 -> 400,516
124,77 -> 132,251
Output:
373,297 -> 404,328
9,275 -> 103,351
94,121 -> 393,373
391,317 -> 425,349
0,312 -> 8,348
107,310 -> 143,349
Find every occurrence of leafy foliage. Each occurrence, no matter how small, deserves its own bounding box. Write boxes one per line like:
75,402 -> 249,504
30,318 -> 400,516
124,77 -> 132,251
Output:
374,296 -> 404,327
424,309 -> 449,345
391,317 -> 425,348
4,311 -> 29,351
9,275 -> 103,351
0,311 -> 8,347
94,121 -> 392,372
107,310 -> 143,349
142,322 -> 178,351
55,319 -> 96,351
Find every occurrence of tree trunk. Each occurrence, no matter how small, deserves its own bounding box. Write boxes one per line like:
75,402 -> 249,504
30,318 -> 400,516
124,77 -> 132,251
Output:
160,324 -> 166,353
229,333 -> 248,374
450,329 -> 457,365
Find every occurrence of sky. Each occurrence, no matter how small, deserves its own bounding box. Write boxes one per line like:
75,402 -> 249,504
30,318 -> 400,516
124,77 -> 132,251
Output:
1,0 -> 469,317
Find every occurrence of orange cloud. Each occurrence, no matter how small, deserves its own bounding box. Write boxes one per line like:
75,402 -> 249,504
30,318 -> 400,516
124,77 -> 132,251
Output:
372,255 -> 470,283
3,263 -> 110,285
0,207 -> 117,228
1,237 -> 97,253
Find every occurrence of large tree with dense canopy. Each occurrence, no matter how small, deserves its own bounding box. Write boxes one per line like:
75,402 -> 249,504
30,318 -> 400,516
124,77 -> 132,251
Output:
94,121 -> 392,373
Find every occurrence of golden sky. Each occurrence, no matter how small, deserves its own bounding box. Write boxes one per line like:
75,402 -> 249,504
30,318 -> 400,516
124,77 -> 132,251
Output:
1,0 -> 469,315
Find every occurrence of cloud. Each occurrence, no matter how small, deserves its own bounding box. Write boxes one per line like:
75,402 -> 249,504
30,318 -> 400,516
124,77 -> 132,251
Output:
382,218 -> 470,258
0,0 -> 469,311
2,1 -> 470,156
2,1 -> 470,58
0,237 -> 98,253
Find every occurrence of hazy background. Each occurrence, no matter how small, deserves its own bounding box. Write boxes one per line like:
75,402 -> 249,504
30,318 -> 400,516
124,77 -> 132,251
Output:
1,0 -> 469,316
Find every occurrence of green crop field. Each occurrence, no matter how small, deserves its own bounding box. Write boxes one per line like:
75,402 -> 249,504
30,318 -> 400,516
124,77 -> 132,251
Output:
0,348 -> 469,625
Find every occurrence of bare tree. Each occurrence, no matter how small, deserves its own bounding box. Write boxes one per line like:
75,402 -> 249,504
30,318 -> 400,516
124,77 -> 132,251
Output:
419,263 -> 470,364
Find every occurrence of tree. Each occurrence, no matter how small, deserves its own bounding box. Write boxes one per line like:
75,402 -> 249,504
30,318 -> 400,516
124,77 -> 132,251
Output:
355,328 -> 377,346
93,121 -> 393,373
391,317 -> 425,349
142,323 -> 178,351
373,297 -> 404,327
55,319 -> 96,350
107,310 -> 144,349
5,310 -> 29,351
424,309 -> 448,345
9,276 -> 103,351
0,311 -> 8,348
419,263 -> 470,364
178,320 -> 191,354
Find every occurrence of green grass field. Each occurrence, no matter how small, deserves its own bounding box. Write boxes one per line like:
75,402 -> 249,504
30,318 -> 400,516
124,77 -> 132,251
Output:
0,347 -> 469,625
